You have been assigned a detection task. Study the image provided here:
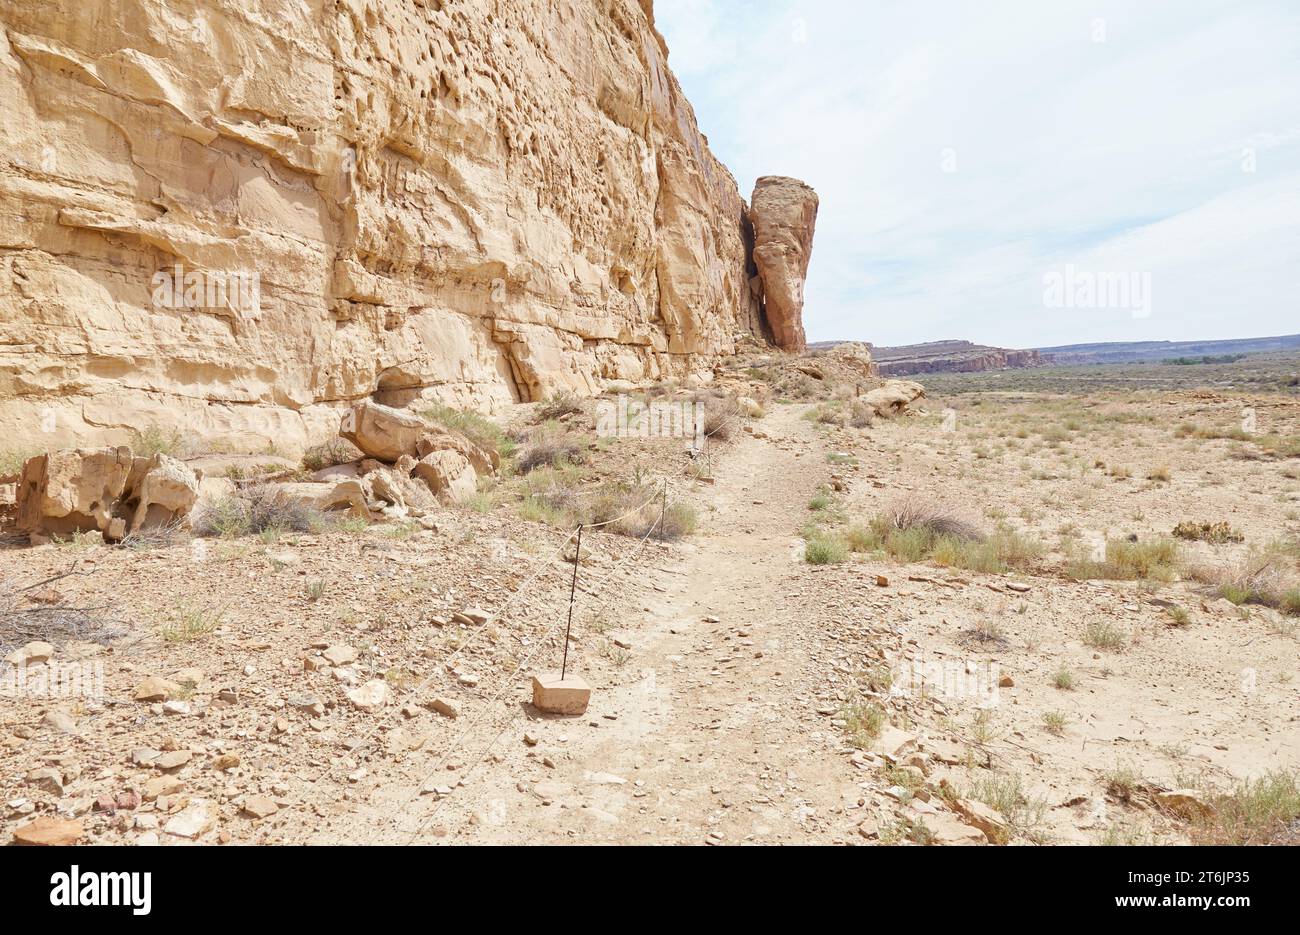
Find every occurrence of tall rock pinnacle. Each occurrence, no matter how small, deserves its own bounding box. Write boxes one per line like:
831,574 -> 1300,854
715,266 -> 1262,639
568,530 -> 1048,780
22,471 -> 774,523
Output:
749,176 -> 819,352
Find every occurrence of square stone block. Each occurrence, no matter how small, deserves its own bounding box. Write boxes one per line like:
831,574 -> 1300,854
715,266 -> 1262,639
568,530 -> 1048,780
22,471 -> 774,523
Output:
531,672 -> 591,715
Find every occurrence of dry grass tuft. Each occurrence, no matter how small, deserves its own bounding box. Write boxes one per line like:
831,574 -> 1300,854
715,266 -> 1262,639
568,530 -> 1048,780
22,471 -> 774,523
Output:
1172,520 -> 1244,544
884,498 -> 985,543
301,438 -> 363,473
192,485 -> 322,538
1189,771 -> 1300,845
1187,539 -> 1300,616
535,392 -> 584,422
516,430 -> 584,474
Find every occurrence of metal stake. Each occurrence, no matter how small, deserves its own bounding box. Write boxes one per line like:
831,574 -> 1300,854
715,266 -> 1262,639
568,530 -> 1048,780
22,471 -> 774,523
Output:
561,524 -> 582,679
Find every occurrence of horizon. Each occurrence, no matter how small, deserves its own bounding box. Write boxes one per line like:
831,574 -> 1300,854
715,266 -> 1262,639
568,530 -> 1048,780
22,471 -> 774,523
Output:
819,329 -> 1300,351
656,0 -> 1300,349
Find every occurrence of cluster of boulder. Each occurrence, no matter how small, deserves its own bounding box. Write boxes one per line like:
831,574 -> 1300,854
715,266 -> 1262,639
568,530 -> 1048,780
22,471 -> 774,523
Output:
9,449 -> 201,544
2,400 -> 496,543
277,400 -> 497,522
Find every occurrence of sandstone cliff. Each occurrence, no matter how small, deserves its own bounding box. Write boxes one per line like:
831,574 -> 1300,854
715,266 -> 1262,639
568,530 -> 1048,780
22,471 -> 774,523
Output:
0,0 -> 796,454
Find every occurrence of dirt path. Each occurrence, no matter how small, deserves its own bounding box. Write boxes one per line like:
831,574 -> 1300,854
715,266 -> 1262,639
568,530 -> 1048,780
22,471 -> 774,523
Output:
326,404 -> 864,845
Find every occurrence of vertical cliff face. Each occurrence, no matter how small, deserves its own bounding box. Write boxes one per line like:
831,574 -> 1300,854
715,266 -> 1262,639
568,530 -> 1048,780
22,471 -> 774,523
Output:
0,0 -> 772,453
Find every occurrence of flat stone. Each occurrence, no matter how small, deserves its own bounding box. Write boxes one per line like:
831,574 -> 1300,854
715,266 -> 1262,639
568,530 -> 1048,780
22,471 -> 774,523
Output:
427,697 -> 458,719
143,776 -> 183,801
6,641 -> 54,667
25,767 -> 64,796
164,800 -> 216,839
154,750 -> 192,771
241,795 -> 279,819
323,645 -> 358,666
287,692 -> 324,716
347,679 -> 390,712
12,816 -> 83,846
42,708 -> 78,733
871,725 -> 918,761
173,666 -> 207,688
954,798 -> 1008,842
925,810 -> 988,845
134,676 -> 181,702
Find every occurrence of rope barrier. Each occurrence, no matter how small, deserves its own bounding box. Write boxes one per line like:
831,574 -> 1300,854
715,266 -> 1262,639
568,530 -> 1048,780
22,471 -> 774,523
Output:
338,394 -> 743,842
315,481 -> 670,781
394,486 -> 668,844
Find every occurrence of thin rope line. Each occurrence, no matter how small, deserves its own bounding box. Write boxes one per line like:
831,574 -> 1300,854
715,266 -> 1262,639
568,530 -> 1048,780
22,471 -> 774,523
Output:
394,497 -> 667,844
313,483 -> 667,784
396,484 -> 663,700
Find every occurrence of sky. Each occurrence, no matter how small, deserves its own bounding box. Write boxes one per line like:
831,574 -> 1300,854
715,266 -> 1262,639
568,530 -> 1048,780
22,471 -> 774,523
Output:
654,0 -> 1300,348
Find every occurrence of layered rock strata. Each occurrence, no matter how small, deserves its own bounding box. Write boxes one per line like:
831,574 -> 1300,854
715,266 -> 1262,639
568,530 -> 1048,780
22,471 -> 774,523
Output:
0,1 -> 819,454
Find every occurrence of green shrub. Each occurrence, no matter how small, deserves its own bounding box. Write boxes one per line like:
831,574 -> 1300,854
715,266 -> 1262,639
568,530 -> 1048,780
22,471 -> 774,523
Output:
421,403 -> 516,460
805,533 -> 848,565
1066,537 -> 1180,581
130,424 -> 187,457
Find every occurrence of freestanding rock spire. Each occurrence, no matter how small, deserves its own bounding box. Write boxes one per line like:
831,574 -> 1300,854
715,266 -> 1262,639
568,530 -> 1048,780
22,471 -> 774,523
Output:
749,176 -> 819,352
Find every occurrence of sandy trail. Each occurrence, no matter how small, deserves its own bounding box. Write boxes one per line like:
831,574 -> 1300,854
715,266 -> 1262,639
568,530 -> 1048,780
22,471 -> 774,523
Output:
327,404 -> 861,845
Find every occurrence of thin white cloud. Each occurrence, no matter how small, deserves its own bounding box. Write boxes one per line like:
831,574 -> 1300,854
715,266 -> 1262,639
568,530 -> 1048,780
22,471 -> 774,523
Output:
656,0 -> 1300,346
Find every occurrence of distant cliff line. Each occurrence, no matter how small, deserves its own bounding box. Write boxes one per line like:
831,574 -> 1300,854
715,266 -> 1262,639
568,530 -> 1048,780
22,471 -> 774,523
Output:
810,333 -> 1300,375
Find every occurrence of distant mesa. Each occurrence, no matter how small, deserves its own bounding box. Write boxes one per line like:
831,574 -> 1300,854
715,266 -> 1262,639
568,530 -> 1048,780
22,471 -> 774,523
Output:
809,340 -> 1042,376
1034,333 -> 1300,365
810,332 -> 1300,374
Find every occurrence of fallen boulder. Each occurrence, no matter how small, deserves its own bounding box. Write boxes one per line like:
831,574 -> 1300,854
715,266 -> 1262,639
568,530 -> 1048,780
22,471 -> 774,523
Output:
16,447 -> 201,542
339,400 -> 427,462
127,453 -> 200,533
16,447 -> 134,537
368,462 -> 436,516
416,426 -> 499,475
339,401 -> 499,479
268,480 -> 376,520
826,342 -> 880,381
861,380 -> 926,417
412,450 -> 477,504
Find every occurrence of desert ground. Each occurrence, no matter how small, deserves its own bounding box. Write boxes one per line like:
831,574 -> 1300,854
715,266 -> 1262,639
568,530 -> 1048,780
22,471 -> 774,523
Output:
2,352 -> 1298,846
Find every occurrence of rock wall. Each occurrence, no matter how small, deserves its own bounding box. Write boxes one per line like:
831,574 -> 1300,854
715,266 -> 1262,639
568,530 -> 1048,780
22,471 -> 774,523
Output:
0,0 -> 772,455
